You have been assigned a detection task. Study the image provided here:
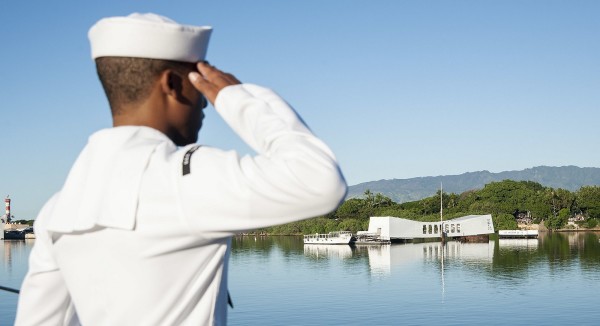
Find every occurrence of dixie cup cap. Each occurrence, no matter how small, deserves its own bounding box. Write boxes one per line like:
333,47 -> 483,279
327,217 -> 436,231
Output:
89,13 -> 212,62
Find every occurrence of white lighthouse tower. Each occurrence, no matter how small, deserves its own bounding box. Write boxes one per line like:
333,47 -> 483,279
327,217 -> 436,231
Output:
3,196 -> 11,224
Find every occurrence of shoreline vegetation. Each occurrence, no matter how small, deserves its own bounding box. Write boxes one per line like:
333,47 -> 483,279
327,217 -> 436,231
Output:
11,180 -> 600,236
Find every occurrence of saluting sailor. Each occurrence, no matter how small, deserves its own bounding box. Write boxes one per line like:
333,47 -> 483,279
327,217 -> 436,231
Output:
16,13 -> 346,325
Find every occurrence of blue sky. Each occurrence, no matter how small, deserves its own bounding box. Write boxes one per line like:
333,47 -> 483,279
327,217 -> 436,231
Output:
1,1 -> 599,219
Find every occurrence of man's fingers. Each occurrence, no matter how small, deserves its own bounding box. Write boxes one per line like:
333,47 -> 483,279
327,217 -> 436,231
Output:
188,72 -> 218,103
188,71 -> 207,87
221,72 -> 241,86
196,62 -> 241,85
188,71 -> 211,92
189,62 -> 242,105
196,62 -> 218,80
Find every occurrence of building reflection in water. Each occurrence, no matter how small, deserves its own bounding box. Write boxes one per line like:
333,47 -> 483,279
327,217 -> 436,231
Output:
363,241 -> 496,276
499,238 -> 539,250
361,245 -> 391,275
303,244 -> 353,260
3,241 -> 11,269
302,241 -> 496,277
1,239 -> 34,277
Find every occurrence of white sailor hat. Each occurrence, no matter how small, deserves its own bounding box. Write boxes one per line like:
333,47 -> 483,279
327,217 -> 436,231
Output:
88,13 -> 212,62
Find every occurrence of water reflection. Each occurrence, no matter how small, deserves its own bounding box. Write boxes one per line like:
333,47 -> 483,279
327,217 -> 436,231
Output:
299,240 -> 497,278
358,245 -> 391,275
231,235 -> 304,257
1,239 -> 36,326
491,232 -> 600,286
355,241 -> 495,276
499,238 -> 539,250
303,244 -> 353,260
2,239 -> 34,273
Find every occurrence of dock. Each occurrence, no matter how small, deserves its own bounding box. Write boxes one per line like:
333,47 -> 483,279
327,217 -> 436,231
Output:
353,231 -> 391,245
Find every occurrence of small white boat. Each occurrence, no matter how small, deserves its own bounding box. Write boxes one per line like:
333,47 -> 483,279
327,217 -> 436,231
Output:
303,231 -> 353,245
498,230 -> 539,238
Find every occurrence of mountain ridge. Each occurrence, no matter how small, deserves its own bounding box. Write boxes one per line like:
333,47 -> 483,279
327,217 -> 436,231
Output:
347,165 -> 600,203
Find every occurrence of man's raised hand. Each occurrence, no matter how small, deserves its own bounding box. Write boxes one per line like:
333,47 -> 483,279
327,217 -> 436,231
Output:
188,62 -> 241,105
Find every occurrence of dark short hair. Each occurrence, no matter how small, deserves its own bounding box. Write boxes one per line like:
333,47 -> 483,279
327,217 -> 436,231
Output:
95,57 -> 195,115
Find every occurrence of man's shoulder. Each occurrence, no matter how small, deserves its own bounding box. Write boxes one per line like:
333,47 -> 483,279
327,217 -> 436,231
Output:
33,192 -> 61,231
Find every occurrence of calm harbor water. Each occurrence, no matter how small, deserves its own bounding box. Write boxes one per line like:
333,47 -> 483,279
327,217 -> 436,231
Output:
2,232 -> 600,325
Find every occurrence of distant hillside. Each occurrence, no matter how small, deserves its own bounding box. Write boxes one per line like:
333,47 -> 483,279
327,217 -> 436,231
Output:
347,166 -> 600,203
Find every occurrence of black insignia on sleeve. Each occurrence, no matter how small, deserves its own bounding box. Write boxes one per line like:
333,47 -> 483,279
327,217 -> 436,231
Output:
182,145 -> 200,176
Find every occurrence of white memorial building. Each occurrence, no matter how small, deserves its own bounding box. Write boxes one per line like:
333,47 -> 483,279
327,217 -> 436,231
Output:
366,214 -> 495,241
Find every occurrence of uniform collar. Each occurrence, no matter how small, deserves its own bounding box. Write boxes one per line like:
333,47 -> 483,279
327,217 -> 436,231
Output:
46,126 -> 175,233
89,126 -> 173,144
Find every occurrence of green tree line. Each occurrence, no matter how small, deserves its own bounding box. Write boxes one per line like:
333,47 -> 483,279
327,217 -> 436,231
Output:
258,180 -> 600,235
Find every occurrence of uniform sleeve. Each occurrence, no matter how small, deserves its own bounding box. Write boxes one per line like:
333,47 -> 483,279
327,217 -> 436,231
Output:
15,194 -> 79,326
175,84 -> 347,235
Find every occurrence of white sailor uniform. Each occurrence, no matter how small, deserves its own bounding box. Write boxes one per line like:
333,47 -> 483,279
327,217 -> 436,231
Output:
15,84 -> 347,325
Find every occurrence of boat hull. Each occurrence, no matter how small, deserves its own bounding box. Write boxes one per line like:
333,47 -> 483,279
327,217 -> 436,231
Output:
303,231 -> 353,245
3,230 -> 25,240
2,226 -> 34,240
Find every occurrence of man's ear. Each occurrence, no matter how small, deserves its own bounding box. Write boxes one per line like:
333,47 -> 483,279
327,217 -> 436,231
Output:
160,70 -> 182,98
